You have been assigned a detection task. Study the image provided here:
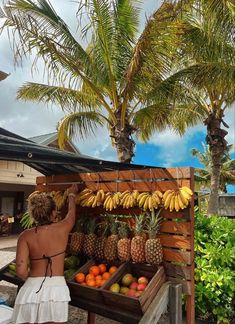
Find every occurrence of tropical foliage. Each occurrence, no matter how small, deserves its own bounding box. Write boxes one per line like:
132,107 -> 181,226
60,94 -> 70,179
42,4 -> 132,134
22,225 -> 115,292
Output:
195,210 -> 235,323
0,0 -> 183,163
192,143 -> 235,193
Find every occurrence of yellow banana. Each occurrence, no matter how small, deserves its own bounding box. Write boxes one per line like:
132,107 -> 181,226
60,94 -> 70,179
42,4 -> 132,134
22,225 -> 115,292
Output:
137,192 -> 149,203
180,188 -> 192,200
178,190 -> 189,206
138,193 -> 149,208
164,190 -> 174,209
162,189 -> 173,202
132,190 -> 139,201
177,192 -> 186,210
120,190 -> 131,199
174,193 -> 180,212
152,192 -> 161,205
169,195 -> 175,212
143,196 -> 150,211
92,196 -> 98,208
181,186 -> 193,196
148,196 -> 153,210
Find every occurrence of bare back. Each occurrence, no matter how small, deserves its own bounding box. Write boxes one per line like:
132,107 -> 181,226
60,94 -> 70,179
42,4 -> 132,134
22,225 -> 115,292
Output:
23,222 -> 69,277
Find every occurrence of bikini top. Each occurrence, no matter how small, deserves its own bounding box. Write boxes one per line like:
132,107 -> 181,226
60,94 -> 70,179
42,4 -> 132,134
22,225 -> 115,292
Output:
31,250 -> 66,293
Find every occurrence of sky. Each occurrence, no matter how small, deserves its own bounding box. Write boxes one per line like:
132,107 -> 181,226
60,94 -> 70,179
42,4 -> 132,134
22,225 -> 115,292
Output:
0,0 -> 234,192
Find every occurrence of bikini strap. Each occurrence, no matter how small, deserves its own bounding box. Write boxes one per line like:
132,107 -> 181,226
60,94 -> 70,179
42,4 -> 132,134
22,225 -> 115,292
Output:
33,251 -> 66,294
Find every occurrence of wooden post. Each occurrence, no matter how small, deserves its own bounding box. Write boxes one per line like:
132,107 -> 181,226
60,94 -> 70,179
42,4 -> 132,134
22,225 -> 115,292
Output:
186,167 -> 195,324
87,312 -> 96,324
169,283 -> 182,324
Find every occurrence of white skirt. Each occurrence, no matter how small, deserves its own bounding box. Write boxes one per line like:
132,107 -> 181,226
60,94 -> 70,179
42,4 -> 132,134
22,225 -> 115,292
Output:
12,276 -> 71,323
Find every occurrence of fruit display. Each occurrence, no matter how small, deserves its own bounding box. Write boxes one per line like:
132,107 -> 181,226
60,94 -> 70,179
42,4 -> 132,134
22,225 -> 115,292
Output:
74,262 -> 118,288
131,214 -> 146,264
162,186 -> 193,212
145,209 -> 163,265
50,190 -> 68,210
108,273 -> 149,298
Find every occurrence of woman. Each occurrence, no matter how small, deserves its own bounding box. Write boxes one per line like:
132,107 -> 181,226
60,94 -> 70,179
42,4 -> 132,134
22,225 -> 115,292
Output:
12,184 -> 78,324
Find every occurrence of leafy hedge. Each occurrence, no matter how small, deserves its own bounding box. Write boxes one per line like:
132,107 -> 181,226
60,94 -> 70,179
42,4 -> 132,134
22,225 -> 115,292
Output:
195,210 -> 235,323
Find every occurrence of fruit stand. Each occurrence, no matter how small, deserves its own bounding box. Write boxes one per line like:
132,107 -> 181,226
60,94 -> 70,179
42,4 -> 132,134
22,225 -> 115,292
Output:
0,166 -> 195,324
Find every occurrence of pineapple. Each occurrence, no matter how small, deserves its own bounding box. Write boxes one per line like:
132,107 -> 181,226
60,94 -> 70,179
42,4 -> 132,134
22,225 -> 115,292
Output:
117,222 -> 131,262
94,222 -> 109,261
131,213 -> 146,263
83,218 -> 97,258
145,209 -> 163,265
104,220 -> 119,262
70,217 -> 85,255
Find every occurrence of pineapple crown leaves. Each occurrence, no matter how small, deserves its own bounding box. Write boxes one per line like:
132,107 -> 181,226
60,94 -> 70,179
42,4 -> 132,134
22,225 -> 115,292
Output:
74,216 -> 86,232
96,221 -> 110,237
118,222 -> 131,238
146,208 -> 163,238
84,217 -> 97,234
133,212 -> 147,235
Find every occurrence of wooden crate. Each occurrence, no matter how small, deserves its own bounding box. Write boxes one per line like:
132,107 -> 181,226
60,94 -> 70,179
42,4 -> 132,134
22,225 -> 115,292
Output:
67,259 -> 125,303
101,263 -> 166,317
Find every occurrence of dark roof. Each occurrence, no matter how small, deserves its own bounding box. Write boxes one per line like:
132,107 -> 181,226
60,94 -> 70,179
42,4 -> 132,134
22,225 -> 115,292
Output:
0,70 -> 9,81
0,127 -> 157,175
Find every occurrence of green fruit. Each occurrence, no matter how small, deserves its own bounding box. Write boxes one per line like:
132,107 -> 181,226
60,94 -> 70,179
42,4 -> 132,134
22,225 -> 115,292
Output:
64,256 -> 80,270
109,283 -> 120,293
64,269 -> 76,280
121,273 -> 134,286
120,287 -> 129,295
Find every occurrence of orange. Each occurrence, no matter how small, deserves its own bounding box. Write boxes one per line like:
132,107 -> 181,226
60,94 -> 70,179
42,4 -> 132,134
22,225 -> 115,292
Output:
109,266 -> 118,275
100,279 -> 107,286
98,263 -> 107,274
95,278 -> 102,287
89,265 -> 100,276
74,272 -> 85,284
102,272 -> 111,280
95,275 -> 102,281
86,279 -> 96,287
86,273 -> 95,282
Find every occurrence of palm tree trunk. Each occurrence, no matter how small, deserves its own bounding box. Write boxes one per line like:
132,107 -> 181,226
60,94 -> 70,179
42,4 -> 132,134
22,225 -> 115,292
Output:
110,109 -> 135,163
204,113 -> 228,215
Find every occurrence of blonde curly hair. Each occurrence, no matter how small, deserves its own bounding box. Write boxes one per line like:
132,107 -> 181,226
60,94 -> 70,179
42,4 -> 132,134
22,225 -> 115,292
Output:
27,192 -> 56,225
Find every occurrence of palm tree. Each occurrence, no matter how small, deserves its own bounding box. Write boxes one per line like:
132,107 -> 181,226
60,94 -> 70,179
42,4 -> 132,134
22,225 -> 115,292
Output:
141,0 -> 235,214
0,0 -> 182,163
192,143 -> 235,193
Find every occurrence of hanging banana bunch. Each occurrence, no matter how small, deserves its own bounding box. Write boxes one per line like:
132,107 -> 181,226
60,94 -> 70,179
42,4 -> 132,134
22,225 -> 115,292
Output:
136,191 -> 163,211
162,186 -> 193,212
50,191 -> 66,210
103,192 -> 122,211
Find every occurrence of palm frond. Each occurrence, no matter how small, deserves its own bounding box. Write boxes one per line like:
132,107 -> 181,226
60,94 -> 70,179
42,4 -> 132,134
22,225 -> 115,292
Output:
57,111 -> 105,148
133,104 -> 171,142
17,82 -> 101,112
0,0 -> 92,83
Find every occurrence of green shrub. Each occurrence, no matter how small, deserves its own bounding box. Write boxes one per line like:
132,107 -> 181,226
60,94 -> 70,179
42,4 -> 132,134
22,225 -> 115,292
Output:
195,210 -> 235,323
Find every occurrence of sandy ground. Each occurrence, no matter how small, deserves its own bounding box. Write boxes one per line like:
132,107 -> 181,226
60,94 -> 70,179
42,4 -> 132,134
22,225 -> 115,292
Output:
0,235 -> 168,323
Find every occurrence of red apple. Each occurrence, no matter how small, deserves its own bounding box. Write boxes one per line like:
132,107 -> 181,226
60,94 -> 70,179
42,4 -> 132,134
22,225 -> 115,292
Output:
137,283 -> 147,291
129,282 -> 138,290
138,276 -> 149,285
127,289 -> 136,297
